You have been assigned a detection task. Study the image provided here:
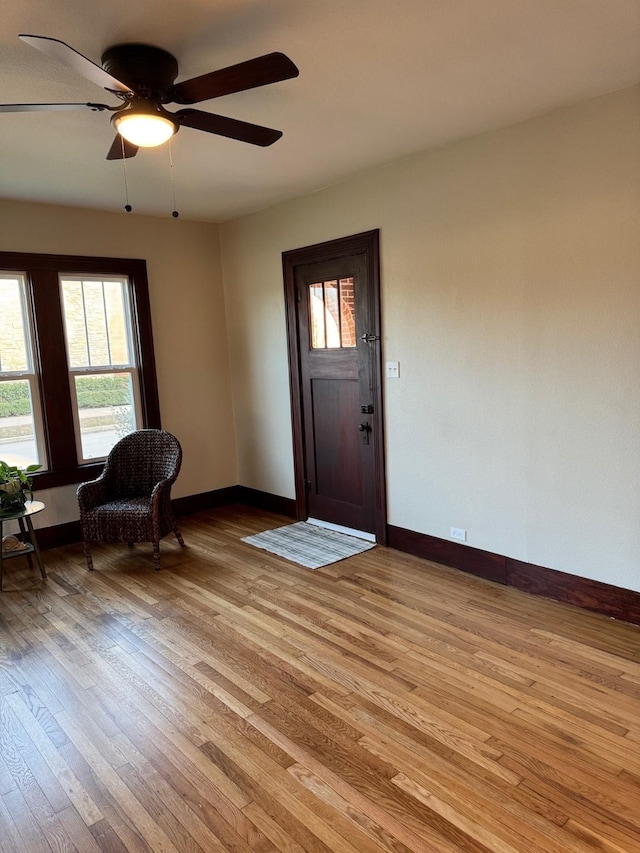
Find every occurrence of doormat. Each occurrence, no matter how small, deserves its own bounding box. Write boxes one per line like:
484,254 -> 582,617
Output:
241,521 -> 375,569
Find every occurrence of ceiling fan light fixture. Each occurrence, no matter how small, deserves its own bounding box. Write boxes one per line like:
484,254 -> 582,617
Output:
112,103 -> 178,148
11,36 -> 298,160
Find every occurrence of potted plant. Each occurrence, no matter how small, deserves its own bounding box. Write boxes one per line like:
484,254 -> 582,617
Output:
0,461 -> 41,516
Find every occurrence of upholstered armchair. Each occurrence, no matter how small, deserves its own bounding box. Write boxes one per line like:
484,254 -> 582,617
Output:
77,429 -> 185,571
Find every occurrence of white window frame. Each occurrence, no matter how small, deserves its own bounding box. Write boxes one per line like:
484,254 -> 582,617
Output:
0,273 -> 48,469
60,274 -> 143,465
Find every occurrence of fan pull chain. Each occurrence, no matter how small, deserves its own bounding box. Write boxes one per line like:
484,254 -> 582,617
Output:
169,139 -> 179,218
121,136 -> 132,212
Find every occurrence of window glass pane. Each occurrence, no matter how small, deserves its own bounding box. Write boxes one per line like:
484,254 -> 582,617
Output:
0,276 -> 29,372
309,283 -> 326,349
61,277 -> 131,369
85,280 -> 110,365
339,277 -> 356,347
104,281 -> 130,364
60,280 -> 89,367
0,379 -> 41,467
75,373 -> 136,460
324,281 -> 341,349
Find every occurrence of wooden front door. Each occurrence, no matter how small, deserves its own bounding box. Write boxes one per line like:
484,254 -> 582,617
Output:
283,230 -> 386,542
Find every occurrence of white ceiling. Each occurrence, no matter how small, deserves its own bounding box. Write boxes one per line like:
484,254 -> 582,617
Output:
1,0 -> 639,222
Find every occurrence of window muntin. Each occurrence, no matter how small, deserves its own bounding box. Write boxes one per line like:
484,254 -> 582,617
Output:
0,274 -> 47,468
61,275 -> 142,463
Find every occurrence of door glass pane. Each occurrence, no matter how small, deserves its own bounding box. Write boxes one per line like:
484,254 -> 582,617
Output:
339,277 -> 356,347
0,379 -> 40,467
61,277 -> 132,368
74,373 -> 136,460
0,277 -> 30,372
324,281 -> 340,348
309,283 -> 325,348
309,277 -> 356,349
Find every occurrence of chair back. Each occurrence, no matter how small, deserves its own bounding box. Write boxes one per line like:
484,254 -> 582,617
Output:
103,430 -> 182,498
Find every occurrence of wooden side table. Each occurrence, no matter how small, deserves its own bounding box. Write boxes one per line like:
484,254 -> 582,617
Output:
0,500 -> 47,591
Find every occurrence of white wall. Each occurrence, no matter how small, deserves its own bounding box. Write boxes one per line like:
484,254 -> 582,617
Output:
0,199 -> 237,530
220,85 -> 640,593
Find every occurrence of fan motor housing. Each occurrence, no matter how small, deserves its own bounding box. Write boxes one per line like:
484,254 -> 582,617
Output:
101,44 -> 179,97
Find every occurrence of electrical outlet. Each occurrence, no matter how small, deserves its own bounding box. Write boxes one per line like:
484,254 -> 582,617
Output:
450,527 -> 467,542
385,361 -> 400,378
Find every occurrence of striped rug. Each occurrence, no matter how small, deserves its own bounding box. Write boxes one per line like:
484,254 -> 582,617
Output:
241,521 -> 375,569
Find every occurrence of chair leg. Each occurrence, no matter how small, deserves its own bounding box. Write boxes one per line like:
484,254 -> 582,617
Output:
174,525 -> 185,547
83,541 -> 94,571
152,541 -> 161,571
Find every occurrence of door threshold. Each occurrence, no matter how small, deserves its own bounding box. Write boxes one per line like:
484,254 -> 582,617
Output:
306,518 -> 376,543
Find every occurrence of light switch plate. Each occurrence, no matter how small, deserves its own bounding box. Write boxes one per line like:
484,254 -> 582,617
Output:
385,361 -> 399,378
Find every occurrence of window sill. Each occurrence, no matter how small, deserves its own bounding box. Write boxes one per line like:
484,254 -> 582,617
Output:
32,463 -> 105,491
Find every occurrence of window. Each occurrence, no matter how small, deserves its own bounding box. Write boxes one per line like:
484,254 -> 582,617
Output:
0,273 -> 47,468
309,277 -> 356,349
61,276 -> 141,463
0,253 -> 160,490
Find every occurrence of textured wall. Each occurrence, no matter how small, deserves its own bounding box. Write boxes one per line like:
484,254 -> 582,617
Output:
0,199 -> 237,528
220,85 -> 640,592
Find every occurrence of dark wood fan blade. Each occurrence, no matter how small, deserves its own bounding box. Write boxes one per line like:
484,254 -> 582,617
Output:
170,52 -> 298,105
175,109 -> 283,146
0,102 -> 112,112
106,135 -> 139,160
19,34 -> 133,94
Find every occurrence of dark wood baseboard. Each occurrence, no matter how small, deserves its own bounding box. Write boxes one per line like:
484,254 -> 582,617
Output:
506,558 -> 640,626
172,486 -> 296,518
388,523 -> 640,626
172,486 -> 241,517
234,486 -> 297,518
387,525 -> 507,584
36,520 -> 82,551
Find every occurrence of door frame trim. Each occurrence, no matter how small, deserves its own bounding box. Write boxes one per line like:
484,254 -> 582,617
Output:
282,229 -> 387,544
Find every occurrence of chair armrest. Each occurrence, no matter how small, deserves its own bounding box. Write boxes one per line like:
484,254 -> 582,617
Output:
77,478 -> 108,512
150,478 -> 172,508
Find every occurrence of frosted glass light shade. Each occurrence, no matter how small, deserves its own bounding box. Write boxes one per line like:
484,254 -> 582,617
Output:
114,112 -> 177,147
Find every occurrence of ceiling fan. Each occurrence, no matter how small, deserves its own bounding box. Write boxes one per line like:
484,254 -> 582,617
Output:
0,35 -> 299,159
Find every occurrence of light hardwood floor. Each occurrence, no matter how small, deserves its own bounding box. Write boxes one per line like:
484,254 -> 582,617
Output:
0,505 -> 639,852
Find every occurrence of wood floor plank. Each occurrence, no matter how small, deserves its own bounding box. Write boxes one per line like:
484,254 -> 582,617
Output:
56,805 -> 104,853
87,673 -> 253,812
286,762 -> 415,853
86,684 -> 257,847
0,793 -> 32,853
88,816 -> 139,853
55,712 -> 181,853
248,710 -> 465,853
241,802 -> 311,853
2,786 -> 54,853
4,690 -> 103,826
0,505 -> 639,852
309,690 -> 571,828
55,740 -> 154,852
199,736 -> 393,853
